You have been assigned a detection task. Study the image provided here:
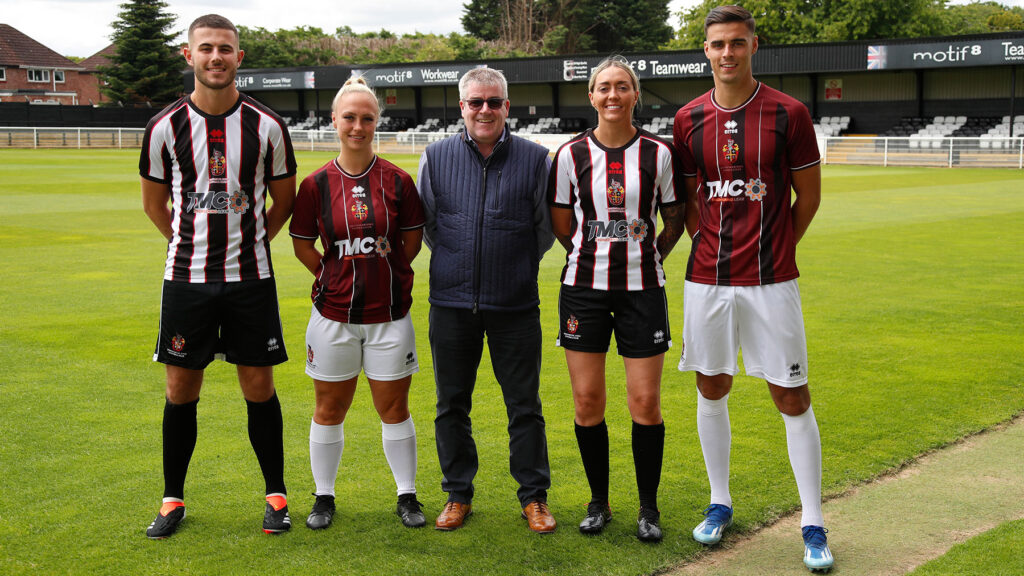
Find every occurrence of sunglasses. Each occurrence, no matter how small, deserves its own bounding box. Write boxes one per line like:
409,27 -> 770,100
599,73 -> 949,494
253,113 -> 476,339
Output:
463,97 -> 506,111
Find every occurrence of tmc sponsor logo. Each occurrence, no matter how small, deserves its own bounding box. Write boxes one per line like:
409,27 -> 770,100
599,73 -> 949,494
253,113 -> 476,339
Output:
705,178 -> 767,202
186,190 -> 249,214
335,236 -> 388,258
586,218 -> 648,242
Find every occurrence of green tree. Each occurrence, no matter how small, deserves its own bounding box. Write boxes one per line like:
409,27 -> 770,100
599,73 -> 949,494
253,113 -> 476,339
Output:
669,0 -> 950,49
462,0 -> 505,40
101,0 -> 181,106
238,25 -> 336,68
589,0 -> 675,52
943,1 -> 1024,34
462,0 -> 674,54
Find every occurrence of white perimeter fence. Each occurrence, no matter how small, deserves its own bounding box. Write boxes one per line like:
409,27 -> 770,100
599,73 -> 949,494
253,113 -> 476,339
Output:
1,127 -> 1022,168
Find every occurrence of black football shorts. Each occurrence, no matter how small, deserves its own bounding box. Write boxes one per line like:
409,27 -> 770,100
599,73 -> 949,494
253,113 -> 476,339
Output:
154,277 -> 287,369
556,284 -> 671,358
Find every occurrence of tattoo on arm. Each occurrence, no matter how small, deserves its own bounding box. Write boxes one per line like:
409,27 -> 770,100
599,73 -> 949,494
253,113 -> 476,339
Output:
656,204 -> 686,260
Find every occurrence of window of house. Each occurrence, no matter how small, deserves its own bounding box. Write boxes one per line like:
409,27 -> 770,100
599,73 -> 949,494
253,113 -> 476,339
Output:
0,67 -> 6,81
28,69 -> 50,82
54,70 -> 65,83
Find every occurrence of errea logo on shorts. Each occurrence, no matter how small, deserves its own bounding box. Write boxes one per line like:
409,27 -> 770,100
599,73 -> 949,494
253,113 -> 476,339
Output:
705,178 -> 768,203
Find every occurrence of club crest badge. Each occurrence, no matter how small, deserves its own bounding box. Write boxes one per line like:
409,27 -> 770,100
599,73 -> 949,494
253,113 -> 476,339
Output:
722,139 -> 739,163
744,178 -> 767,201
210,149 -> 226,177
351,200 -> 368,221
307,345 -> 315,363
607,179 -> 625,207
566,314 -> 579,334
171,334 -> 185,352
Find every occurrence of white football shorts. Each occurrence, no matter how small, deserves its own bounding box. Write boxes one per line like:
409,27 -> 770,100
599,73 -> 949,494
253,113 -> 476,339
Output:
304,307 -> 419,382
678,279 -> 809,387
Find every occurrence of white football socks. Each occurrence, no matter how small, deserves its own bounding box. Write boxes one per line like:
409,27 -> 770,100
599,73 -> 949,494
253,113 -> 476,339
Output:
309,420 -> 344,497
696,391 -> 733,508
781,405 -> 825,527
381,416 -> 417,496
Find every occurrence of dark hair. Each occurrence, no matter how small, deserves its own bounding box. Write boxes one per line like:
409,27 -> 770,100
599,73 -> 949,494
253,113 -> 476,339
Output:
188,14 -> 238,39
704,5 -> 756,35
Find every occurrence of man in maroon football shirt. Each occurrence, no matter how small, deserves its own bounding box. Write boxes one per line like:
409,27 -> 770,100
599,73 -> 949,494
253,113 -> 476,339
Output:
673,5 -> 832,572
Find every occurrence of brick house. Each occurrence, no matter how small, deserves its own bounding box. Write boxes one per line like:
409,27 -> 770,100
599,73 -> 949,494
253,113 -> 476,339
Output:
0,23 -> 93,105
79,44 -> 117,105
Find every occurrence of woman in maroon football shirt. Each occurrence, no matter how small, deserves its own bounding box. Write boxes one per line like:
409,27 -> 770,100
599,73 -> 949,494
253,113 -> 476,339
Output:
289,77 -> 426,531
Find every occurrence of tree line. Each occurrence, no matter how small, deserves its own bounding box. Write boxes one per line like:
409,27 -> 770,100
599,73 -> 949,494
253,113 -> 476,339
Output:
102,0 -> 1024,106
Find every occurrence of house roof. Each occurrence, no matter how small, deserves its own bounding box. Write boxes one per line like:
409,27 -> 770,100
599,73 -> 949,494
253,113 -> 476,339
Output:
80,44 -> 116,71
0,23 -> 84,69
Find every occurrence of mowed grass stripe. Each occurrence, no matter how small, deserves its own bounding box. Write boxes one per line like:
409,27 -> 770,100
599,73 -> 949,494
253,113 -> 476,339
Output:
0,150 -> 1021,575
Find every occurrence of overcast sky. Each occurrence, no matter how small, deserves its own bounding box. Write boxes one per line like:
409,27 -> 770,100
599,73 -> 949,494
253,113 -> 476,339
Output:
4,0 -> 695,58
3,0 -> 1022,59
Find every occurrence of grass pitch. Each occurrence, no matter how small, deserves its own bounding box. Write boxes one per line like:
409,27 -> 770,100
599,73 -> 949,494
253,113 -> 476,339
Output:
911,518 -> 1024,575
1,150 -> 1022,575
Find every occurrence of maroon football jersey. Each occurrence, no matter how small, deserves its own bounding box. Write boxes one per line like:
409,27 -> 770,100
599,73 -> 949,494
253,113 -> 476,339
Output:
674,82 -> 819,286
290,156 -> 424,324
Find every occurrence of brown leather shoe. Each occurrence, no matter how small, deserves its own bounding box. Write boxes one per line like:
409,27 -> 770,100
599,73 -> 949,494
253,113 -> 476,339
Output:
521,500 -> 556,534
435,501 -> 472,531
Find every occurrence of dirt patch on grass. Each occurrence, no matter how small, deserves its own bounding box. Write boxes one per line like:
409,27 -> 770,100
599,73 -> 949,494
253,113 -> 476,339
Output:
670,413 -> 1024,576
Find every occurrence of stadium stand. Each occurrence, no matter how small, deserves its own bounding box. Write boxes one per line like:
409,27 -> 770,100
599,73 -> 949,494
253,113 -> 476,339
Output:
640,116 -> 674,137
814,116 -> 850,137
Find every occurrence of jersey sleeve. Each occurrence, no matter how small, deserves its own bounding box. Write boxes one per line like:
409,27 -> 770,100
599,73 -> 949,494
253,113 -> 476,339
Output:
139,118 -> 172,184
656,141 -> 683,207
265,119 -> 298,180
547,144 -> 576,208
289,173 -> 321,240
673,107 -> 699,177
787,102 -> 821,171
397,170 -> 425,230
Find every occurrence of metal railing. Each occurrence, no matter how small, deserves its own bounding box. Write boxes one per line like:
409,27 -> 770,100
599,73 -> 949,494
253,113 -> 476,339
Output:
0,127 -> 147,149
2,127 -> 1022,168
819,135 -> 1024,169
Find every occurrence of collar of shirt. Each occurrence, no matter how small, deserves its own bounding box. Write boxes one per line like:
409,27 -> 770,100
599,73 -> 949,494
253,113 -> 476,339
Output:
464,124 -> 508,146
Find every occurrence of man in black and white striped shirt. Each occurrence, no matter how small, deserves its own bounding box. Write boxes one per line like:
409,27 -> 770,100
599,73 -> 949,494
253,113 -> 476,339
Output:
139,13 -> 296,540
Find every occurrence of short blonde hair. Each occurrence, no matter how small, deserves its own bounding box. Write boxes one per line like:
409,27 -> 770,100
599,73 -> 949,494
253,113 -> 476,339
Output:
332,76 -> 382,116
